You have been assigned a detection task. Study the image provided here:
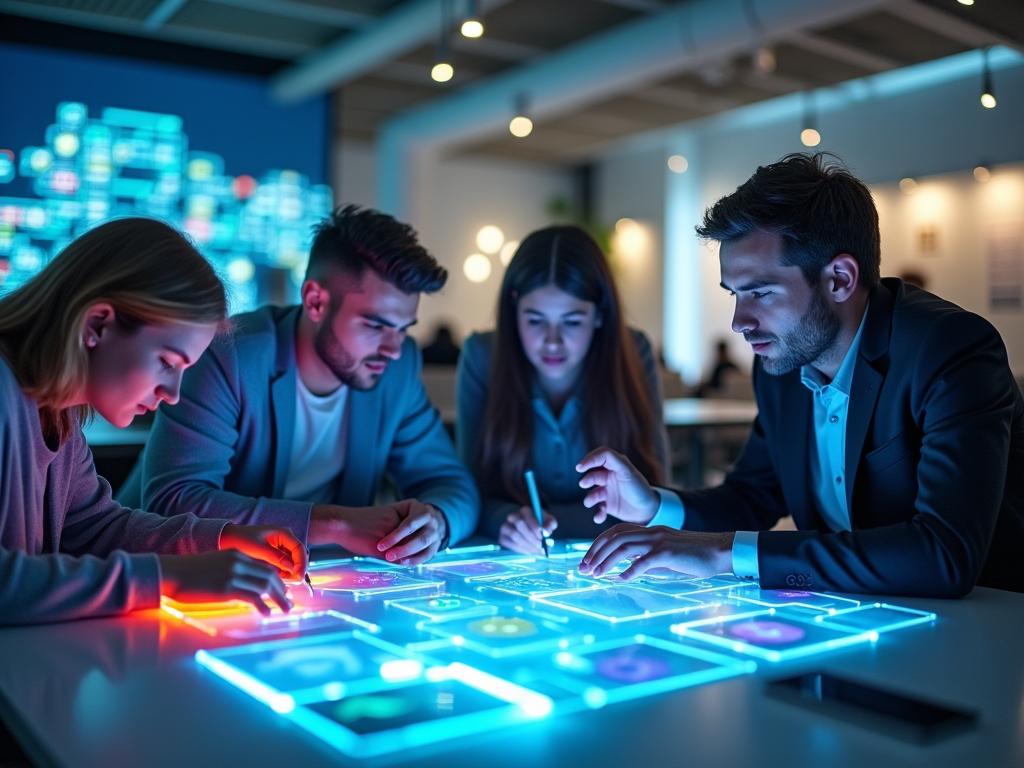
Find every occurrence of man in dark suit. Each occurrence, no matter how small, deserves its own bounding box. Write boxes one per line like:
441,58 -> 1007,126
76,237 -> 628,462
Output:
576,153 -> 1023,597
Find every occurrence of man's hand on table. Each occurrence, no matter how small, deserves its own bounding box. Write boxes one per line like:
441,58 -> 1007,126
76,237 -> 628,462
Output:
159,523 -> 308,615
577,447 -> 661,525
577,524 -> 735,581
309,500 -> 447,565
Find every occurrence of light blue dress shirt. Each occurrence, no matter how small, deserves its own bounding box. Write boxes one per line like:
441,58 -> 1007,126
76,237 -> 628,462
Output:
648,307 -> 869,581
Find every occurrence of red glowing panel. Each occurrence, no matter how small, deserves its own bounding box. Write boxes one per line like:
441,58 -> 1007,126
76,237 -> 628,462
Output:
50,170 -> 80,193
232,174 -> 257,200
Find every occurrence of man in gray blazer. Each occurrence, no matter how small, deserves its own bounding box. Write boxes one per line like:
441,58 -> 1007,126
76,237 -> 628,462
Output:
118,205 -> 479,565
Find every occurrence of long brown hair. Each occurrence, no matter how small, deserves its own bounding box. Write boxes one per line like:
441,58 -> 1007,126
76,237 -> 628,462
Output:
478,225 -> 662,504
0,218 -> 228,443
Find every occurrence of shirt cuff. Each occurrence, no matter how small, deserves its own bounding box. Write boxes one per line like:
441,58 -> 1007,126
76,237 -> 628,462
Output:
732,531 -> 760,582
647,488 -> 685,529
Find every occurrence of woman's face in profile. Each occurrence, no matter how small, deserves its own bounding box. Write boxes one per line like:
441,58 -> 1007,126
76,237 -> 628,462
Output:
82,306 -> 217,427
516,284 -> 599,387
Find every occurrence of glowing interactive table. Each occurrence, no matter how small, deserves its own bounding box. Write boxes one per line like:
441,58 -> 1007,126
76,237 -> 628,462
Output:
0,544 -> 1022,768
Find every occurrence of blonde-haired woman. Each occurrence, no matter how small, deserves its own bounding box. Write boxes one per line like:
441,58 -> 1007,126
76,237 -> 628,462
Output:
0,217 -> 307,625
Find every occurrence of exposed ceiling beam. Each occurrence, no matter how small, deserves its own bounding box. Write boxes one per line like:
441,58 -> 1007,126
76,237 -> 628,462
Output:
739,70 -> 808,94
886,0 -> 1024,53
451,36 -> 542,62
272,0 -> 514,102
590,0 -> 665,11
632,85 -> 741,113
781,30 -> 901,72
144,0 -> 190,29
0,0 -> 310,58
202,0 -> 373,28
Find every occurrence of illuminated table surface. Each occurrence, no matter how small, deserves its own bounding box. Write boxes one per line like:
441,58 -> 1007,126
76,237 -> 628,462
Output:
0,549 -> 1021,768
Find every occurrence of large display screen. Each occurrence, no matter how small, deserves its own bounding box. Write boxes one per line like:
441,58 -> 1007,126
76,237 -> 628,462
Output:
0,42 -> 332,312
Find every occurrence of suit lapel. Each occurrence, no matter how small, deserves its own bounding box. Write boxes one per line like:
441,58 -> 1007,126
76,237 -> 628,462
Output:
777,375 -> 818,527
270,308 -> 301,498
844,282 -> 895,515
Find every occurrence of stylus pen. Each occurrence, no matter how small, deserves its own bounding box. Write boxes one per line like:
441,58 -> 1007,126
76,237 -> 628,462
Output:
524,470 -> 549,558
304,572 -> 315,597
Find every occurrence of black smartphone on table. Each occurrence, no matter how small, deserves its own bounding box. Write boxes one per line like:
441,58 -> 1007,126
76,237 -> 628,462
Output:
766,672 -> 977,743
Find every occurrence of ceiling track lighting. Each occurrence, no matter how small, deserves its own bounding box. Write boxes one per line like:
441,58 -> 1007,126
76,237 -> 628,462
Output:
800,92 -> 820,147
461,0 -> 483,38
981,47 -> 996,108
741,0 -> 775,75
431,0 -> 454,82
509,93 -> 533,138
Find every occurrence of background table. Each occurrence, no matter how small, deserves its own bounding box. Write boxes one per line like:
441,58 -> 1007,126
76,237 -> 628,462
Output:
1,586 -> 1021,768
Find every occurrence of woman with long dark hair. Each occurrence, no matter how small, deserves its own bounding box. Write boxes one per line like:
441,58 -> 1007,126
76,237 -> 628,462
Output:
456,225 -> 668,552
0,217 -> 307,625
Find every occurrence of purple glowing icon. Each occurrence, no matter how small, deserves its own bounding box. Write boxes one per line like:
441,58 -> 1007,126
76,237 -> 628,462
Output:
595,649 -> 672,684
728,620 -> 806,645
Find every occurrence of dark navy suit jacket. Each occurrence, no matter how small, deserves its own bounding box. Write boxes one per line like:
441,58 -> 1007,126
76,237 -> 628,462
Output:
117,305 -> 479,546
680,278 -> 1024,597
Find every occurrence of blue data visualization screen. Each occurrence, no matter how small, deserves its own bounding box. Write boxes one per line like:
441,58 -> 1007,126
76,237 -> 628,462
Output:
0,43 -> 332,311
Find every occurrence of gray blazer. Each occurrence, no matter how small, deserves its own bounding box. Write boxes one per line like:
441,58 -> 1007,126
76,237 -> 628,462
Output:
118,305 -> 479,545
457,328 -> 669,540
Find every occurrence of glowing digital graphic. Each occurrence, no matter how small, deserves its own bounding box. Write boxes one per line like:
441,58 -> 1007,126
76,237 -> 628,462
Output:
188,547 -> 939,758
385,595 -> 498,621
307,562 -> 442,598
532,585 -> 710,624
727,585 -> 862,611
482,572 -> 602,597
672,609 -> 883,662
0,102 -> 333,311
429,559 -> 543,581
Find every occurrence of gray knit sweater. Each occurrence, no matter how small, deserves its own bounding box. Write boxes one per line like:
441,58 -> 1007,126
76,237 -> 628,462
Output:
0,356 -> 227,625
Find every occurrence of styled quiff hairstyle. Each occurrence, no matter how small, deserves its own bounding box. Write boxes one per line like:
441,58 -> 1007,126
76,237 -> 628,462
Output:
307,204 -> 447,295
696,152 -> 881,289
0,218 -> 228,443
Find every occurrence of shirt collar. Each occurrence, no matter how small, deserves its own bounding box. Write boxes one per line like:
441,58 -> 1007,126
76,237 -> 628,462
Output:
800,301 -> 870,396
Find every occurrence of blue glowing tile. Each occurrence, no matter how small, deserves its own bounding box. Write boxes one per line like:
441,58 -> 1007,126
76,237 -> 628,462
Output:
728,585 -> 862,611
812,603 -> 937,633
671,610 -> 876,662
532,586 -> 706,624
199,632 -> 416,702
385,595 -> 498,621
308,563 -> 443,599
196,647 -> 553,759
627,575 -> 735,598
427,560 -> 545,581
418,612 -> 590,658
536,636 -> 756,706
482,572 -> 603,597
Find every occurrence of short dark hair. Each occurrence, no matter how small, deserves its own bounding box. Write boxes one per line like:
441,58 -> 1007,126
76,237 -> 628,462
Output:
696,153 -> 881,289
307,204 -> 447,294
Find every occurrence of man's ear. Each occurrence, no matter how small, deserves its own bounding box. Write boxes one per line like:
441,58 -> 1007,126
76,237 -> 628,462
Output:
823,254 -> 860,304
302,279 -> 331,323
82,302 -> 117,348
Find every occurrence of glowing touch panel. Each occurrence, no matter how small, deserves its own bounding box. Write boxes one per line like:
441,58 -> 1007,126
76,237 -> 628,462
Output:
307,562 -> 442,598
189,539 -> 939,758
197,637 -> 552,758
540,636 -> 755,707
385,595 -> 497,621
672,610 -> 878,662
533,586 -> 708,623
420,612 -> 585,658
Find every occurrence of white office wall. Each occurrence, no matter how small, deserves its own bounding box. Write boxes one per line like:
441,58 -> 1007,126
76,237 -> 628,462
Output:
334,141 -> 574,343
594,52 -> 1024,379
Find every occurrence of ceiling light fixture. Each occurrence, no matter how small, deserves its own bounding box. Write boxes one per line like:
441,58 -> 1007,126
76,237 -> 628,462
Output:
461,0 -> 483,37
899,177 -> 917,195
510,94 -> 533,138
432,0 -> 454,83
981,47 -> 996,108
800,92 -> 820,147
957,0 -> 974,5
667,155 -> 688,173
974,165 -> 991,182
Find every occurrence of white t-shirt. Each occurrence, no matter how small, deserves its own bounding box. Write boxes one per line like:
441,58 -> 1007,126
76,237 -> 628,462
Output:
281,375 -> 349,504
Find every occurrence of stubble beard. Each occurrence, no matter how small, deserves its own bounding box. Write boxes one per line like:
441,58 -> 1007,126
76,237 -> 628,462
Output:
750,286 -> 841,376
313,314 -> 388,392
